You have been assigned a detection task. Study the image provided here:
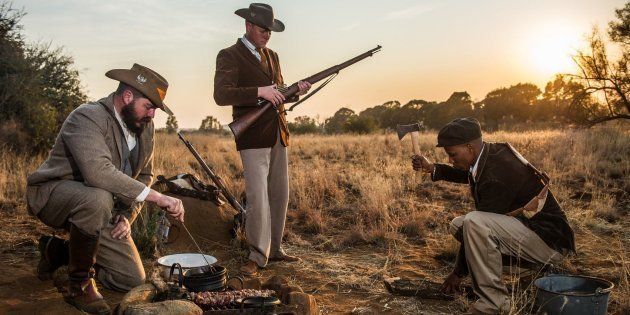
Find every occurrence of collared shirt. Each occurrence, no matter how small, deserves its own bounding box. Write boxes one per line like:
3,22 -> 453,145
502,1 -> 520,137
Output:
113,108 -> 150,202
240,36 -> 261,61
469,143 -> 486,182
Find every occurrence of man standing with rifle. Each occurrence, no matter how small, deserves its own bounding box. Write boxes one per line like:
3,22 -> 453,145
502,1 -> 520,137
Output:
214,3 -> 311,275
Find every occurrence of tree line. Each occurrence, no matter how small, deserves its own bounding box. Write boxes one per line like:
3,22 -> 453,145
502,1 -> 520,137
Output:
289,2 -> 629,134
1,1 -> 627,152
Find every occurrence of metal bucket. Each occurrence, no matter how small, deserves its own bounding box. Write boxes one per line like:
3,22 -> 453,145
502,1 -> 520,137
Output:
533,274 -> 614,315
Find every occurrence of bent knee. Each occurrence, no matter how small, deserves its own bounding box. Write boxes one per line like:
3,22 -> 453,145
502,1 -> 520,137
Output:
449,215 -> 465,236
463,211 -> 486,225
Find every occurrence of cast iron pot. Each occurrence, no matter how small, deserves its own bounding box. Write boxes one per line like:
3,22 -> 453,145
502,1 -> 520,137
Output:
169,263 -> 242,292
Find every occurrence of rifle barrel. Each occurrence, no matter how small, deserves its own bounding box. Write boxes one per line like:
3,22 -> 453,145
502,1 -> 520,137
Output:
177,132 -> 245,214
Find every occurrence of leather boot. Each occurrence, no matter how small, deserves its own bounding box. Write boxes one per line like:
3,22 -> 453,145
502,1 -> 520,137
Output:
37,235 -> 69,280
64,224 -> 110,315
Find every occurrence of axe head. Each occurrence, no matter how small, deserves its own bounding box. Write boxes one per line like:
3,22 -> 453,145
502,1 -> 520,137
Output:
396,123 -> 423,140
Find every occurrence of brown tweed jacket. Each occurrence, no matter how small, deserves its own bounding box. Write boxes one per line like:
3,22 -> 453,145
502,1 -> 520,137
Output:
214,39 -> 292,151
26,93 -> 154,223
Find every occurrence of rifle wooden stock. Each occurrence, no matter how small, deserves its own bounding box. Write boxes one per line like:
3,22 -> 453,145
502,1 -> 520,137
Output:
228,45 -> 382,139
177,132 -> 245,215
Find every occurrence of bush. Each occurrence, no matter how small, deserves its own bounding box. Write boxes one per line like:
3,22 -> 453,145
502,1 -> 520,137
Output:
0,2 -> 87,152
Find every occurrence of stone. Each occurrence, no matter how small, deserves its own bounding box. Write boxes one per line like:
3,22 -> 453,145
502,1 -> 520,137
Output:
117,283 -> 157,315
241,277 -> 262,290
287,292 -> 318,315
262,275 -> 288,292
280,285 -> 303,304
124,300 -> 202,315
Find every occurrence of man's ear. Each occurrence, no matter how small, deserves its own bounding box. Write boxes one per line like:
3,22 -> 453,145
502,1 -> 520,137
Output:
122,89 -> 134,105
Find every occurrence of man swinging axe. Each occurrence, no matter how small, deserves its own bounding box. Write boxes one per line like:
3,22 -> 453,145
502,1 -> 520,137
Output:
408,117 -> 575,314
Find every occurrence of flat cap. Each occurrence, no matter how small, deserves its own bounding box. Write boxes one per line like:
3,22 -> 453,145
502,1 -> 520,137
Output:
436,117 -> 482,147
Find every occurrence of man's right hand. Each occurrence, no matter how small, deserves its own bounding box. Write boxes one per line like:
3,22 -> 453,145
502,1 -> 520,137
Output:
146,190 -> 185,223
258,84 -> 285,106
412,154 -> 434,173
440,271 -> 463,295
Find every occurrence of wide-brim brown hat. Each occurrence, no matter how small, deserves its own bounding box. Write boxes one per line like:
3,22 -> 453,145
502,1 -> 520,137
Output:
105,63 -> 173,116
235,3 -> 285,32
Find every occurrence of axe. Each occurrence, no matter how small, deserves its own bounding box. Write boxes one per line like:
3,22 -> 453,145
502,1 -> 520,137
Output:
397,123 -> 424,176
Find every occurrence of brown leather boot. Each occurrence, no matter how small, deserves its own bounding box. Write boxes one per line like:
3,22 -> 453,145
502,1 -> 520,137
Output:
37,235 -> 69,280
64,224 -> 110,315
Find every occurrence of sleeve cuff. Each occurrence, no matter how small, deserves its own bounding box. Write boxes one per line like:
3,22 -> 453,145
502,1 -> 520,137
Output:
135,186 -> 150,202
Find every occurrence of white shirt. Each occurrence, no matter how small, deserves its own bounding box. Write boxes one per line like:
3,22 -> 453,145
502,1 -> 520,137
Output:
241,36 -> 261,61
469,143 -> 486,182
114,108 -> 150,202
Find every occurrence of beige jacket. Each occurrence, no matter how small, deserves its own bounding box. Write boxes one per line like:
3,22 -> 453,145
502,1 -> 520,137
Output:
26,93 -> 154,223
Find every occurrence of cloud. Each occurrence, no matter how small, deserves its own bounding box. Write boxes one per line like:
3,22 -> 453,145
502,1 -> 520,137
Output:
384,4 -> 436,21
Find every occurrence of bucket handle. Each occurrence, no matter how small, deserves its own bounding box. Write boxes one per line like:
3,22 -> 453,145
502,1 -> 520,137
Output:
226,276 -> 244,290
169,263 -> 184,288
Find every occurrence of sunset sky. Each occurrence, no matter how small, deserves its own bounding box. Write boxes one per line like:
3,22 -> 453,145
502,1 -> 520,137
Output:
13,0 -> 627,128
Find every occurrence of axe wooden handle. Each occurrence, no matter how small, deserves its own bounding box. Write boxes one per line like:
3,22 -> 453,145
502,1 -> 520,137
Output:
410,131 -> 423,181
410,131 -> 421,156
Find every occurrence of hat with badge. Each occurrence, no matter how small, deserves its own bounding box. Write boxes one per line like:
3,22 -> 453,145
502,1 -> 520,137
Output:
235,3 -> 285,32
436,117 -> 482,147
105,63 -> 173,115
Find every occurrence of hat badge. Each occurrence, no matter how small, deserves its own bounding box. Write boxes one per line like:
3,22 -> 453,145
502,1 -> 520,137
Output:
136,74 -> 147,85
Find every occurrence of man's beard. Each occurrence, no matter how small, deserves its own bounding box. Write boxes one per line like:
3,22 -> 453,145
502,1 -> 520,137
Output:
121,100 -> 149,135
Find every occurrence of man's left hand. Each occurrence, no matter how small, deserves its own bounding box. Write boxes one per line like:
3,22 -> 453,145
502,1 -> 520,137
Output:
295,81 -> 311,96
111,215 -> 131,240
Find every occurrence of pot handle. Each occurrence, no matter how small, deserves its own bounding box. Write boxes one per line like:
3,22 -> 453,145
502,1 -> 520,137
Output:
226,276 -> 244,290
240,296 -> 262,311
169,263 -> 184,288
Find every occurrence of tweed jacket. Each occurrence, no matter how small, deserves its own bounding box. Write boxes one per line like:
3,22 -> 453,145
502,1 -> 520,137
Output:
26,93 -> 154,223
214,39 -> 293,151
433,142 -> 575,253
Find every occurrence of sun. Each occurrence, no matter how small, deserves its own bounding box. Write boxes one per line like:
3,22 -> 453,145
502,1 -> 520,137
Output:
524,21 -> 582,78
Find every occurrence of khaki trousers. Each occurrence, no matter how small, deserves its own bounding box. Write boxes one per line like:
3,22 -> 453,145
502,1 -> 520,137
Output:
36,180 -> 145,292
239,133 -> 289,267
449,211 -> 562,314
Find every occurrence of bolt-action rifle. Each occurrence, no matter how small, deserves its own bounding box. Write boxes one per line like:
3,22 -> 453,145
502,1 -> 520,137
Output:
177,132 -> 245,236
228,45 -> 382,139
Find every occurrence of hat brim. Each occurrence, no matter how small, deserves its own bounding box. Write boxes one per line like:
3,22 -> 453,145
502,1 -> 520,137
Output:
105,69 -> 173,116
235,8 -> 285,32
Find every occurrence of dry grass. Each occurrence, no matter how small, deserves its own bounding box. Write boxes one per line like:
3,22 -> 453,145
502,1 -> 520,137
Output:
1,124 -> 628,314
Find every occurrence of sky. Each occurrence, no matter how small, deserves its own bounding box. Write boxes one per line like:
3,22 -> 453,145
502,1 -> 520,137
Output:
12,0 -> 627,128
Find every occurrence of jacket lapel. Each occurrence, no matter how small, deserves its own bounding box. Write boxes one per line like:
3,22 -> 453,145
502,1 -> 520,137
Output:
235,39 -> 272,80
472,142 -> 489,202
98,93 -> 125,169
133,126 -> 152,177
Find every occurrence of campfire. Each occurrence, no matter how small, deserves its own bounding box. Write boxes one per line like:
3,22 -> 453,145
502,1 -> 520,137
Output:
117,264 -> 317,315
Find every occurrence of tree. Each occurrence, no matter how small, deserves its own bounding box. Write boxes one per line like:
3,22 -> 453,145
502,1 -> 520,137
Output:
537,75 -> 592,123
609,2 -> 630,45
481,84 -> 541,130
422,92 -> 476,129
346,115 -> 379,134
324,107 -> 356,134
165,115 -> 178,134
568,2 -> 629,126
199,115 -> 222,132
288,115 -> 321,134
0,2 -> 87,151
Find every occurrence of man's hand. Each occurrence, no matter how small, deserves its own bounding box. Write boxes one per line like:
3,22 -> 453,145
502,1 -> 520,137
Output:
146,190 -> 185,223
295,81 -> 312,96
441,271 -> 463,295
412,154 -> 434,173
258,84 -> 285,106
111,215 -> 131,240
